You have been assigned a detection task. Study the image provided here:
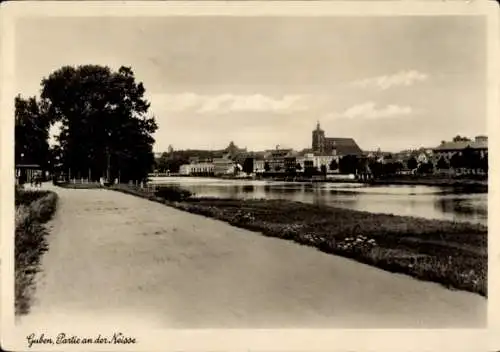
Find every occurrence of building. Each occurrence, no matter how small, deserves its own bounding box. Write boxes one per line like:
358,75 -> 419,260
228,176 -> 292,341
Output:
178,162 -> 215,176
179,164 -> 190,175
254,159 -> 266,174
294,153 -> 339,174
433,136 -> 488,161
213,157 -> 235,176
16,164 -> 43,184
312,122 -> 363,156
265,148 -> 294,172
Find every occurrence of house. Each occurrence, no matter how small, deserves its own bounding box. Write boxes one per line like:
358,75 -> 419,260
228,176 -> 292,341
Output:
16,164 -> 43,184
433,136 -> 488,161
265,148 -> 294,172
254,158 -> 266,174
213,157 -> 235,175
179,164 -> 191,175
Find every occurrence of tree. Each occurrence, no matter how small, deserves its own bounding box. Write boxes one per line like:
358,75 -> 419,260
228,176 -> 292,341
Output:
450,152 -> 463,170
320,164 -> 327,175
368,161 -> 384,178
40,65 -> 157,182
155,152 -> 170,172
329,159 -> 338,171
15,95 -> 51,184
417,161 -> 434,174
339,155 -> 359,174
406,156 -> 418,170
303,160 -> 316,177
437,157 -> 449,170
242,157 -> 254,174
15,95 -> 50,167
452,135 -> 471,142
295,163 -> 302,171
480,155 -> 488,174
264,162 -> 271,172
462,146 -> 480,172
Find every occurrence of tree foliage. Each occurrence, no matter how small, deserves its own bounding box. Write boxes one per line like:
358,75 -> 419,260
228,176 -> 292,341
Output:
406,156 -> 418,170
339,155 -> 359,174
437,157 -> 449,170
15,95 -> 50,167
452,135 -> 471,142
417,161 -> 434,174
242,158 -> 254,174
320,164 -> 327,175
40,65 -> 157,182
264,162 -> 271,172
329,159 -> 338,171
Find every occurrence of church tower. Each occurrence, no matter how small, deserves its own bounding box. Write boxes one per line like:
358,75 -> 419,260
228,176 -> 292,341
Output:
312,121 -> 325,153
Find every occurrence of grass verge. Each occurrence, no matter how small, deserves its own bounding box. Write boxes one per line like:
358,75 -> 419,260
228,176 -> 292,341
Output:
111,184 -> 487,296
15,189 -> 58,315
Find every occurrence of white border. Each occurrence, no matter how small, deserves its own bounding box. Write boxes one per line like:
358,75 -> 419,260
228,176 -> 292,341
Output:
1,1 -> 499,351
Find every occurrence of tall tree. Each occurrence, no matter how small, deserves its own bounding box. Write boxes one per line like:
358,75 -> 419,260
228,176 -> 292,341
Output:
40,65 -> 157,182
15,95 -> 50,167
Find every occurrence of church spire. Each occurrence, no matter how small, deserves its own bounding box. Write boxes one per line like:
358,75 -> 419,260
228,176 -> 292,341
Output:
316,121 -> 321,130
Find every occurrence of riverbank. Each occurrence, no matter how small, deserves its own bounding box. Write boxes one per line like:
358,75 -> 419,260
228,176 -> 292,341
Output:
110,184 -> 487,296
150,174 -> 488,190
368,177 -> 488,191
15,188 -> 58,315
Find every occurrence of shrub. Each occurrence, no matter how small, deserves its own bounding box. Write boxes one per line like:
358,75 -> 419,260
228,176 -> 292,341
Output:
15,188 -> 50,207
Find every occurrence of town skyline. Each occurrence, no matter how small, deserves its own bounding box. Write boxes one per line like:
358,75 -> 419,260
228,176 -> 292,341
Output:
17,16 -> 486,153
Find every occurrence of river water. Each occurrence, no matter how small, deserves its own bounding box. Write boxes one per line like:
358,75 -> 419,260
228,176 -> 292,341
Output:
149,176 -> 488,225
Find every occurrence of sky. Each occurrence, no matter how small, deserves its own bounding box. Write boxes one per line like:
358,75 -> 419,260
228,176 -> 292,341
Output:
15,15 -> 487,153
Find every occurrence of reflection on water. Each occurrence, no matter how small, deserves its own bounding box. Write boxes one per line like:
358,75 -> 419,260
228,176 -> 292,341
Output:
150,177 -> 487,225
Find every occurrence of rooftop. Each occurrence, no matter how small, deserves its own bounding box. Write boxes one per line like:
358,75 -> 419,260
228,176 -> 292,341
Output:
325,137 -> 364,155
434,140 -> 488,151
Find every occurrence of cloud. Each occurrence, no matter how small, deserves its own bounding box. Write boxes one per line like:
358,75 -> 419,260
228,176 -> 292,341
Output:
329,102 -> 415,120
351,70 -> 428,90
149,93 -> 309,114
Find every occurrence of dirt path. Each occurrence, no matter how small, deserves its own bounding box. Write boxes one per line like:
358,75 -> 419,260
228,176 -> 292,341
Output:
19,184 -> 486,329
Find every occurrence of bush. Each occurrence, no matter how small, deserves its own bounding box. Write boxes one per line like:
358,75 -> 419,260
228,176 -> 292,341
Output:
15,188 -> 50,207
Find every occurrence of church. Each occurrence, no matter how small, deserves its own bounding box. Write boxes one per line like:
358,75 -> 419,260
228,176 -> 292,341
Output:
312,122 -> 363,156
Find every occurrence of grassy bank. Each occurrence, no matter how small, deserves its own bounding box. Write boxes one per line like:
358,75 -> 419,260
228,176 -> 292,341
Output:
111,184 -> 487,296
15,189 -> 58,315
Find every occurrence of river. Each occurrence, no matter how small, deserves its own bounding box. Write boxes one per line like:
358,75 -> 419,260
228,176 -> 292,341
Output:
149,176 -> 488,225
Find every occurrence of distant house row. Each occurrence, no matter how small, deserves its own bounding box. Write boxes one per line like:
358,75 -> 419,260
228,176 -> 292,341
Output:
157,124 -> 488,177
